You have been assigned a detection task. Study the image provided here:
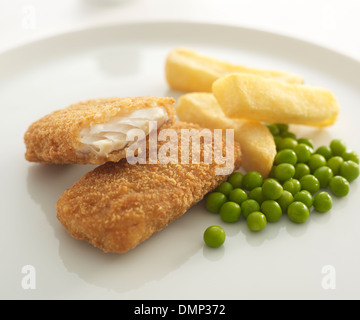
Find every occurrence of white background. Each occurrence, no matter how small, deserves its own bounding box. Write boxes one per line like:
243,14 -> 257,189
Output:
1,0 -> 360,61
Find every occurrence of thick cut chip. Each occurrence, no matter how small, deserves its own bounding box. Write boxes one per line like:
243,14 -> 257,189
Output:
176,92 -> 276,178
24,96 -> 176,164
212,74 -> 339,127
57,122 -> 242,253
165,47 -> 304,92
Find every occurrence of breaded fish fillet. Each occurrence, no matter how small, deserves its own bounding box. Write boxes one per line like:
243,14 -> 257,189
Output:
24,96 -> 176,164
56,122 -> 242,253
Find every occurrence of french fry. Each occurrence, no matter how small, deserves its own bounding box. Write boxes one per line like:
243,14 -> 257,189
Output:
212,74 -> 339,127
165,47 -> 304,93
176,92 -> 276,178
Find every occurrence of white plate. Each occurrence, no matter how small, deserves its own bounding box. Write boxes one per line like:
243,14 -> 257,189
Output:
1,21 -> 360,300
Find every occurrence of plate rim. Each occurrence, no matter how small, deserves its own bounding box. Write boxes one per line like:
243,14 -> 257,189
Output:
1,19 -> 360,65
1,20 -> 360,95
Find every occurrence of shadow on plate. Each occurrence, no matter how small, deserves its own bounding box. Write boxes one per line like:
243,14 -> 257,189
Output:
26,163 -> 95,228
96,48 -> 140,77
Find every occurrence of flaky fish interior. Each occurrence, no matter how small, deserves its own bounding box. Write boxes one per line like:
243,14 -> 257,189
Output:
79,105 -> 169,157
24,96 -> 176,164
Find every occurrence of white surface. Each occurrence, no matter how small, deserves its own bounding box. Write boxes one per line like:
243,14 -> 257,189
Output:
1,0 -> 360,61
1,1 -> 360,300
1,21 -> 360,300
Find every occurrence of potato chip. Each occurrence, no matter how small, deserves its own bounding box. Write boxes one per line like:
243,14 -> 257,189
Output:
176,92 -> 276,178
165,47 -> 304,93
212,73 -> 339,127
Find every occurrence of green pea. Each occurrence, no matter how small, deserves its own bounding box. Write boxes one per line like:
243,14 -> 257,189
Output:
277,190 -> 294,212
219,202 -> 242,223
297,137 -> 314,149
287,201 -> 310,223
281,131 -> 297,139
262,178 -> 283,200
330,139 -> 347,156
227,172 -> 243,188
308,154 -> 327,173
329,176 -> 350,197
274,136 -> 283,150
246,211 -> 267,231
313,166 -> 334,188
229,188 -> 248,205
278,137 -> 298,150
327,156 -> 344,175
248,187 -> 266,204
300,174 -> 320,194
294,143 -> 312,163
282,178 -> 301,195
315,145 -> 333,160
342,150 -> 359,164
275,123 -> 289,134
205,192 -> 227,213
339,160 -> 359,182
313,191 -> 333,213
241,199 -> 260,219
294,163 -> 311,180
203,225 -> 226,247
269,165 -> 277,178
274,163 -> 296,182
266,123 -> 280,136
293,190 -> 313,208
215,181 -> 233,197
274,149 -> 298,165
261,200 -> 282,222
242,171 -> 263,191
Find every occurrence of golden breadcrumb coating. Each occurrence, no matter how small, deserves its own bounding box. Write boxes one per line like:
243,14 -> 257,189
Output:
24,96 -> 176,165
56,122 -> 242,253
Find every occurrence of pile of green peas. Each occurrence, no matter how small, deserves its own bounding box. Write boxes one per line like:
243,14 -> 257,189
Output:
203,123 -> 359,248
